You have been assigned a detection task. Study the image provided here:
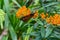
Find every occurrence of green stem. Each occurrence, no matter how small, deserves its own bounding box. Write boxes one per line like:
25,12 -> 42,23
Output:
1,22 -> 3,29
24,27 -> 33,40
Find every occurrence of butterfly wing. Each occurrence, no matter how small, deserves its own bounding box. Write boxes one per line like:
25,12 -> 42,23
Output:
20,14 -> 34,22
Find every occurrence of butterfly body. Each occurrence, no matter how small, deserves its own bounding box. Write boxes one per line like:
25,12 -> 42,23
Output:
20,13 -> 34,22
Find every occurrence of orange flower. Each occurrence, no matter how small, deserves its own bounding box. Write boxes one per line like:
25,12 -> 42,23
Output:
45,13 -> 60,25
53,14 -> 59,19
26,8 -> 31,16
56,16 -> 60,24
16,13 -> 20,18
46,13 -> 48,17
57,19 -> 60,24
46,17 -> 50,23
16,6 -> 31,18
33,10 -> 38,18
40,13 -> 46,19
49,16 -> 53,19
52,19 -> 57,25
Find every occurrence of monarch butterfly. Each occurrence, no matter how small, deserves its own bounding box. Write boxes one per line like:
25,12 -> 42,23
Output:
20,13 -> 34,22
20,10 -> 38,22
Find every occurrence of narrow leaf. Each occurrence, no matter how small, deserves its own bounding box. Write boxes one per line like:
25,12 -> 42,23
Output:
9,25 -> 17,40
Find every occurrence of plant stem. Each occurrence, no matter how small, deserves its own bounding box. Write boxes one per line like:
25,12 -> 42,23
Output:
24,26 -> 33,40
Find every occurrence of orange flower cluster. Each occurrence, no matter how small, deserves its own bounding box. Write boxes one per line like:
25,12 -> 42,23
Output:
40,13 -> 48,19
16,6 -> 31,18
40,13 -> 60,25
16,6 -> 60,25
16,6 -> 39,19
46,14 -> 60,25
33,10 -> 38,18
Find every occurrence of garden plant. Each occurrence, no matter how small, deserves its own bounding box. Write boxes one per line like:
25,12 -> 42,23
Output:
0,0 -> 60,40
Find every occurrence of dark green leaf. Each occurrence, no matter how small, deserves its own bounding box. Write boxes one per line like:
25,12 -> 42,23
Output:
41,26 -> 45,38
45,24 -> 53,38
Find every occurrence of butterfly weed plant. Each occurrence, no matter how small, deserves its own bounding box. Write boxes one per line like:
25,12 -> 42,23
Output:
0,0 -> 60,40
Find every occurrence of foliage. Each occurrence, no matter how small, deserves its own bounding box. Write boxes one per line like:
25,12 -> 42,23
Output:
0,0 -> 60,40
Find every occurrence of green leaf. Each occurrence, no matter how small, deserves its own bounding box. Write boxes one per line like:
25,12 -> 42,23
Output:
41,26 -> 45,38
0,0 -> 4,9
45,24 -> 53,38
24,26 -> 33,40
4,0 -> 10,28
9,25 -> 17,40
37,19 -> 43,26
33,23 -> 39,29
53,28 -> 60,39
54,33 -> 60,39
2,36 -> 8,40
0,9 -> 5,20
0,9 -> 5,29
4,0 -> 10,13
24,0 -> 29,5
12,0 -> 21,7
34,0 -> 39,5
38,2 -> 60,10
19,21 -> 23,27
